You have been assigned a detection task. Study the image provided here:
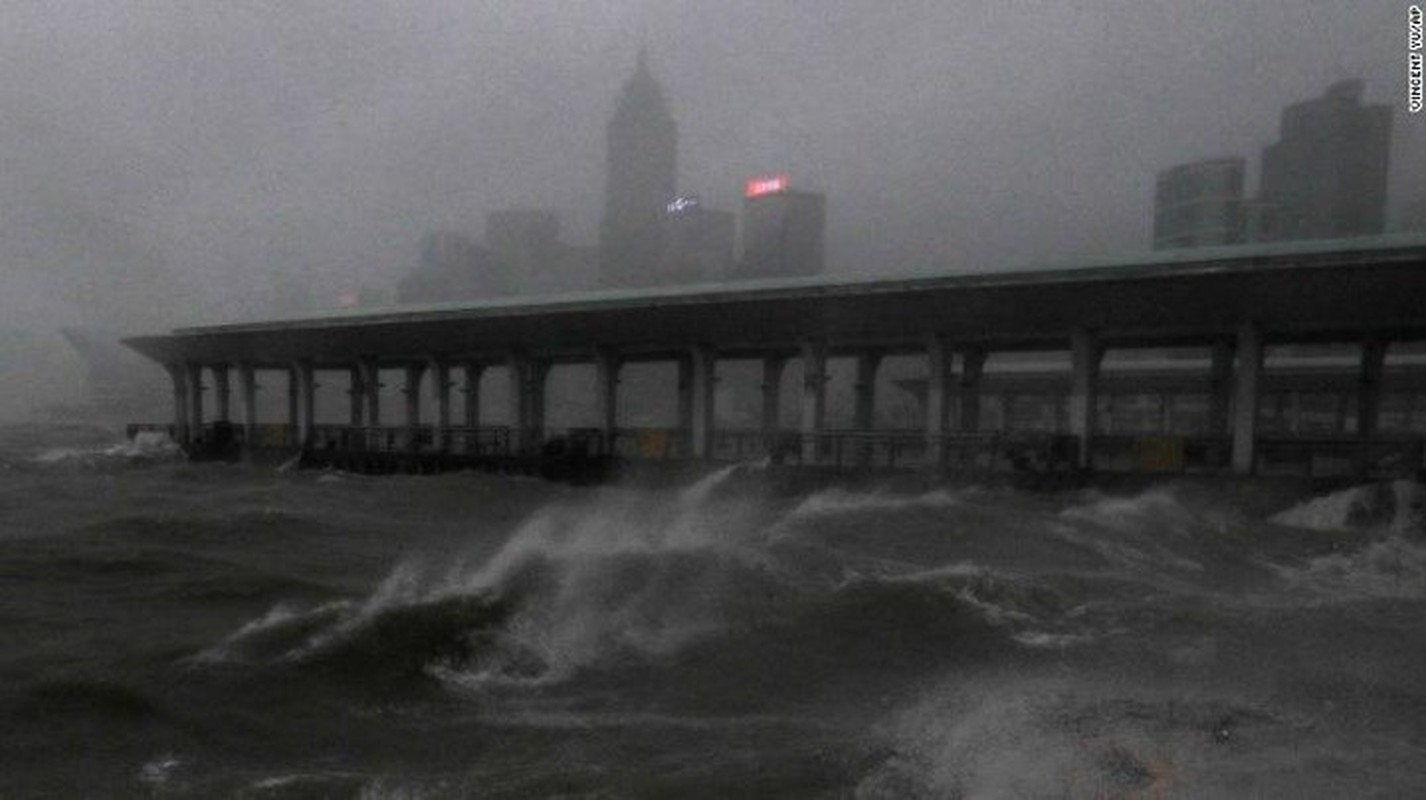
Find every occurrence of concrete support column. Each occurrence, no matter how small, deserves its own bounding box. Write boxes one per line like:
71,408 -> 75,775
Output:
676,355 -> 694,443
507,354 -> 547,454
212,365 -> 231,422
167,364 -> 189,443
852,350 -> 881,467
1068,329 -> 1102,469
403,363 -> 426,452
348,365 -> 365,427
431,360 -> 451,452
1231,323 -> 1263,474
185,363 -> 205,442
285,365 -> 299,441
853,351 -> 882,431
462,363 -> 484,429
689,345 -> 717,459
801,341 -> 828,463
760,357 -> 786,435
595,348 -> 620,454
959,348 -> 986,433
292,361 -> 315,447
925,335 -> 953,467
1208,339 -> 1233,437
237,363 -> 257,445
357,358 -> 381,427
1358,339 -> 1387,475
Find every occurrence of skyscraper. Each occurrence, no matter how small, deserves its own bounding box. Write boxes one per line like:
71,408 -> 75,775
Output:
662,196 -> 735,283
1259,79 -> 1392,240
736,175 -> 826,279
600,50 -> 677,288
1152,158 -> 1246,249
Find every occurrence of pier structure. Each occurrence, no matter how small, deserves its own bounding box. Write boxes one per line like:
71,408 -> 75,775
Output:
125,235 -> 1426,478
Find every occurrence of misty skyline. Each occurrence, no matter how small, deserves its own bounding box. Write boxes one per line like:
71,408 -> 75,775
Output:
2,1 -> 1422,338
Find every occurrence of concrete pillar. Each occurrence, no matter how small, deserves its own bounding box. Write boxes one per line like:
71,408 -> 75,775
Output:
237,363 -> 257,445
348,365 -> 365,427
403,363 -> 425,451
507,354 -> 547,454
212,365 -> 231,422
1208,339 -> 1233,437
431,360 -> 451,452
851,350 -> 881,467
760,356 -> 786,435
286,366 -> 300,441
357,358 -> 381,427
689,345 -> 717,459
185,363 -> 205,442
853,351 -> 882,430
925,335 -> 953,467
1231,323 -> 1263,474
293,361 -> 315,447
1358,339 -> 1387,475
463,362 -> 485,429
959,348 -> 985,433
595,348 -> 620,454
676,355 -> 694,439
801,341 -> 828,463
1068,329 -> 1102,469
167,364 -> 189,443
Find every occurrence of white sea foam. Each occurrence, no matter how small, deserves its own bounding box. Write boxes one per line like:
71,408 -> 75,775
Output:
30,431 -> 181,465
1272,535 -> 1426,600
787,487 -> 966,520
1270,480 -> 1425,534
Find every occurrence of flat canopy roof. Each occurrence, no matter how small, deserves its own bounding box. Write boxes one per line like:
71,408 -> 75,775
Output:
125,234 -> 1426,368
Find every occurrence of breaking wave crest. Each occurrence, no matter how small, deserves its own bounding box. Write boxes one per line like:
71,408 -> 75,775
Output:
199,471 -> 1142,691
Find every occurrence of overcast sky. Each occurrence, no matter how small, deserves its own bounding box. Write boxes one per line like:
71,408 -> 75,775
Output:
1,0 -> 1421,339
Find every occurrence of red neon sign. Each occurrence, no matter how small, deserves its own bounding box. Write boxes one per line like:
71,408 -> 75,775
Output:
744,174 -> 789,198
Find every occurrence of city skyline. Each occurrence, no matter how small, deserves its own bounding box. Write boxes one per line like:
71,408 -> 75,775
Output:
1,3 -> 1421,335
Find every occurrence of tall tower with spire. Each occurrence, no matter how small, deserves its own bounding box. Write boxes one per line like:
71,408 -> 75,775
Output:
600,50 -> 677,288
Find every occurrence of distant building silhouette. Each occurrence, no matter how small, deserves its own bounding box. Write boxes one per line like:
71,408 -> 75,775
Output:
661,196 -> 735,283
600,50 -> 678,288
735,176 -> 825,279
396,231 -> 512,304
1153,158 -> 1246,249
1259,80 -> 1391,240
1152,80 -> 1392,249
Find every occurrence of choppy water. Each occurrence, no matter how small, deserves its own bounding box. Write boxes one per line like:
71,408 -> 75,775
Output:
3,424 -> 1426,797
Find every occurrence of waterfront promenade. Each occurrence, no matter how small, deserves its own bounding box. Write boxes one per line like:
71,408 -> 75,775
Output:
124,235 -> 1426,479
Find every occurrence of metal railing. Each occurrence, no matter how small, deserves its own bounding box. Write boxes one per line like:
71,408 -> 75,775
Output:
125,421 -> 1426,478
1090,435 -> 1232,473
1256,436 -> 1425,478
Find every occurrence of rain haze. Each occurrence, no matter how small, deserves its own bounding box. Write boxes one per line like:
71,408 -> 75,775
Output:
9,4 -> 1426,796
0,1 -> 1421,416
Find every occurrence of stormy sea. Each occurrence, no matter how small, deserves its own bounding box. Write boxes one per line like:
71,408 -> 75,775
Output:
3,423 -> 1426,798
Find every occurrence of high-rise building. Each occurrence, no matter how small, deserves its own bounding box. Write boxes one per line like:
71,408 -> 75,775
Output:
600,50 -> 677,288
1259,79 -> 1392,240
662,196 -> 735,284
487,210 -> 560,260
396,231 -> 513,304
736,175 -> 825,279
1152,158 -> 1246,249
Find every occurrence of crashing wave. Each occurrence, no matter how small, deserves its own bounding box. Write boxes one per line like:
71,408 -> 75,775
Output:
29,431 -> 181,467
1270,480 -> 1425,535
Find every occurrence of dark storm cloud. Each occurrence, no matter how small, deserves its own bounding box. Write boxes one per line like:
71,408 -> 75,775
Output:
0,0 -> 1419,336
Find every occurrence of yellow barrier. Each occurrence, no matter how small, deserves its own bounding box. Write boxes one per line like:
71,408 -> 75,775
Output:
638,430 -> 668,459
1138,437 -> 1185,471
